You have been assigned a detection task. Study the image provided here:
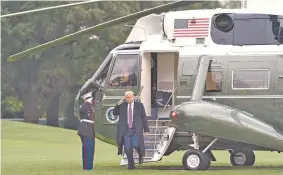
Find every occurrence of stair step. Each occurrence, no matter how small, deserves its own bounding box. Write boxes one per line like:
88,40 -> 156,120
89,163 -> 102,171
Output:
122,156 -> 153,159
147,120 -> 171,125
147,132 -> 166,135
145,140 -> 159,143
144,137 -> 163,141
145,146 -> 158,150
143,133 -> 165,136
123,150 -> 156,158
145,140 -> 162,143
147,119 -> 171,121
149,129 -> 168,132
148,123 -> 170,126
145,148 -> 159,151
149,126 -> 168,128
148,129 -> 168,131
145,134 -> 163,137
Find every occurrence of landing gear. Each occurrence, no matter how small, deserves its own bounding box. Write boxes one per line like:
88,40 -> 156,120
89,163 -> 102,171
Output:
229,149 -> 255,166
182,134 -> 218,171
182,149 -> 211,170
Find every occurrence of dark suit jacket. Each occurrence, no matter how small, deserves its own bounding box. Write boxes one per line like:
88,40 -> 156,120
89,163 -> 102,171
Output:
113,101 -> 149,156
77,101 -> 95,138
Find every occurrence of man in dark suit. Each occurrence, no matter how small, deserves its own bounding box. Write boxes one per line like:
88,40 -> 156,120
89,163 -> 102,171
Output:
77,92 -> 95,170
113,91 -> 150,170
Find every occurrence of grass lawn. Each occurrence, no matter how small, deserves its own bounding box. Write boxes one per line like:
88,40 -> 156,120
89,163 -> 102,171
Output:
1,120 -> 283,175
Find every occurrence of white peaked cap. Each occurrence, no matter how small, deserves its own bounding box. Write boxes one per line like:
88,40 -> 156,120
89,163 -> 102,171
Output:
81,92 -> 92,99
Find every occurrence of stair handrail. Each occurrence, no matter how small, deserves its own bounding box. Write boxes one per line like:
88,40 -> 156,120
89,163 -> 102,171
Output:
153,86 -> 177,151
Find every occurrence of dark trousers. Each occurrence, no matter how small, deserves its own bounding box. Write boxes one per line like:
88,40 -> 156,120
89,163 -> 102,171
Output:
80,136 -> 95,170
124,129 -> 141,170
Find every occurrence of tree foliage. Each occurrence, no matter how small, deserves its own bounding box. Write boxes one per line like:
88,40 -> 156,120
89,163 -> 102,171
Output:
222,0 -> 242,9
1,1 -> 170,123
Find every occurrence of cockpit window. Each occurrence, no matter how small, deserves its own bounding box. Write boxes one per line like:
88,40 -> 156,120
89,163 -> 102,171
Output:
90,53 -> 113,86
95,59 -> 111,85
211,13 -> 283,45
108,54 -> 139,87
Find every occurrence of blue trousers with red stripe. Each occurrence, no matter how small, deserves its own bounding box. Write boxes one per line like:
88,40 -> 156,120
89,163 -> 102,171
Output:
80,136 -> 95,170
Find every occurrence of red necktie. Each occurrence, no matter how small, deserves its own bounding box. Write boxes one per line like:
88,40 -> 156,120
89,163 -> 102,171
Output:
128,104 -> 132,128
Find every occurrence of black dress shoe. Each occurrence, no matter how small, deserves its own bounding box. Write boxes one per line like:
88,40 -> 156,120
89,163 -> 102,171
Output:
138,155 -> 144,164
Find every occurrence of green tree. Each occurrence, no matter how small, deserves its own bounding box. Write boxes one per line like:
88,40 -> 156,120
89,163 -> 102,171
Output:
1,1 -> 104,123
1,1 -> 170,124
222,0 -> 242,9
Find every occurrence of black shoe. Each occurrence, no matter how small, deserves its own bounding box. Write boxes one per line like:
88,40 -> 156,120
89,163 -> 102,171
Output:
138,155 -> 144,164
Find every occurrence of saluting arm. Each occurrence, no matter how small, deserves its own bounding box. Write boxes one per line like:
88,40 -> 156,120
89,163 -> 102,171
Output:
141,104 -> 150,133
113,104 -> 120,116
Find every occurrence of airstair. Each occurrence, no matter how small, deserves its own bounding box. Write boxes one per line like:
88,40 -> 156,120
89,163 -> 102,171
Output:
120,87 -> 177,165
120,119 -> 176,165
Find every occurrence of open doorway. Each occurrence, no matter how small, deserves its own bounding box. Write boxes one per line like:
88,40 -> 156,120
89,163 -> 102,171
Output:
141,52 -> 178,120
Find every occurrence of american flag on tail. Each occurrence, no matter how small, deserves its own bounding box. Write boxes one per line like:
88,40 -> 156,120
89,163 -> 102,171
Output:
173,18 -> 210,38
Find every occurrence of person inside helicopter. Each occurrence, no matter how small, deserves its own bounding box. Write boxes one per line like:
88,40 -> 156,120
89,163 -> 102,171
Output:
110,66 -> 137,87
151,81 -> 157,108
119,67 -> 131,86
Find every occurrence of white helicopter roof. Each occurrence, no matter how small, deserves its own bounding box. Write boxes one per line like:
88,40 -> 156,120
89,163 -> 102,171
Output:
126,8 -> 283,46
125,13 -> 165,43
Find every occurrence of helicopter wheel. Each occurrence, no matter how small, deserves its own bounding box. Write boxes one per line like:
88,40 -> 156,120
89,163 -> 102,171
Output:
229,149 -> 255,166
182,149 -> 211,171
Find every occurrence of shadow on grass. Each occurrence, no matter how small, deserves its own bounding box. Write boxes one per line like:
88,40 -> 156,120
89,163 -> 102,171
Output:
208,165 -> 283,171
100,164 -> 283,171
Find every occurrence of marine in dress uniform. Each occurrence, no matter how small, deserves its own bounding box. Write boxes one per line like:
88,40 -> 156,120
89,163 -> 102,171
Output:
77,92 -> 95,170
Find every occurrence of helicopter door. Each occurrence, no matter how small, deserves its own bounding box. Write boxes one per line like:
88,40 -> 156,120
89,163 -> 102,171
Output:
176,56 -> 199,104
100,51 -> 141,137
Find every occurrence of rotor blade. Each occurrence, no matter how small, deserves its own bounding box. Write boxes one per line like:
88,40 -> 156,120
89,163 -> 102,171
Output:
7,0 -> 201,62
1,0 -> 101,18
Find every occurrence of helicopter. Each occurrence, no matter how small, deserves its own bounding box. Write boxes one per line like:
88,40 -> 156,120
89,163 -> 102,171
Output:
3,0 -> 283,171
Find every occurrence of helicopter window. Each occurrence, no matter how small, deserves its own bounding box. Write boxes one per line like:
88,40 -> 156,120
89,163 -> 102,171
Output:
210,13 -> 235,45
233,18 -> 266,45
211,14 -> 283,45
205,62 -> 223,92
182,60 -> 196,76
266,16 -> 283,44
232,69 -> 270,90
95,58 -> 111,85
108,54 -> 139,87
